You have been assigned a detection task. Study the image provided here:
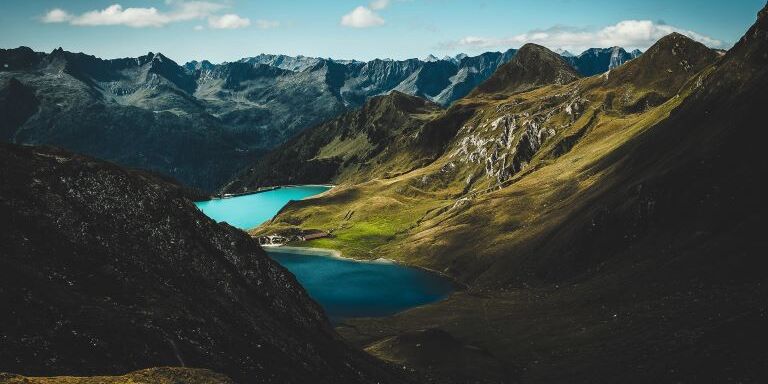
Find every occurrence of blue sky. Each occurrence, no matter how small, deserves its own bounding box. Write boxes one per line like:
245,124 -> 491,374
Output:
1,0 -> 765,63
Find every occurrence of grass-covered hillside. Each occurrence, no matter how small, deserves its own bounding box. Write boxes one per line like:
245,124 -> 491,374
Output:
222,91 -> 443,191
246,6 -> 768,382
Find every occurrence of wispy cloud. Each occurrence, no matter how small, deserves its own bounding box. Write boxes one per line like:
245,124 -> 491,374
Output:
39,2 -> 256,29
444,20 -> 724,52
208,14 -> 251,29
41,8 -> 73,23
369,0 -> 391,10
255,19 -> 280,29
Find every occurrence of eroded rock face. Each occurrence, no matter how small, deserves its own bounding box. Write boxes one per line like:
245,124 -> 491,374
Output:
0,143 -> 401,384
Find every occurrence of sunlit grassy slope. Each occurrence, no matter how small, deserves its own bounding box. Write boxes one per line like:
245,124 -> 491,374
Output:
250,22 -> 768,382
253,33 -> 718,280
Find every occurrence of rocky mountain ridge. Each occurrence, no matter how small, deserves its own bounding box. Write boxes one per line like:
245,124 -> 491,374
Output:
0,45 -> 641,191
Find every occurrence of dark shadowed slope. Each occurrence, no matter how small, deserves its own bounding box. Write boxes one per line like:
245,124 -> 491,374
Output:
0,143 -> 405,384
222,91 -> 442,192
338,9 -> 768,384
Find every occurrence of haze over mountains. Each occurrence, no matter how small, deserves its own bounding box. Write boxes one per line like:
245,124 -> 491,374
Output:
0,45 -> 640,191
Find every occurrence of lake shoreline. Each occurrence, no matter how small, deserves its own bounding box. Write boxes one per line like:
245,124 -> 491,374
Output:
202,184 -> 336,201
266,245 -> 457,321
194,185 -> 333,229
267,245 -> 468,291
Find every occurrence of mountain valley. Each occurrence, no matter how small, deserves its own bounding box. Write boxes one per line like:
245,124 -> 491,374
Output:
1,2 -> 767,384
234,7 -> 768,383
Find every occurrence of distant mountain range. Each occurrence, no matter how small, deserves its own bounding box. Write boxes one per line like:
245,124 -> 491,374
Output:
0,45 -> 641,190
564,46 -> 643,76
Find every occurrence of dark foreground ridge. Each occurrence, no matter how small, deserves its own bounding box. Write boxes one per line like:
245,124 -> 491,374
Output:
0,143 -> 404,383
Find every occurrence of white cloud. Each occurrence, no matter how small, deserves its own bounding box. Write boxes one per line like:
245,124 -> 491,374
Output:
208,14 -> 251,29
41,8 -> 73,23
369,0 -> 391,10
38,2 -> 254,29
71,4 -> 169,27
255,19 -> 280,29
340,6 -> 385,28
193,25 -> 205,31
447,20 -> 724,53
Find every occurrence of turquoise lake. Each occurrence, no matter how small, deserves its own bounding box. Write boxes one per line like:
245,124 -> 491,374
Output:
194,185 -> 332,229
194,186 -> 455,321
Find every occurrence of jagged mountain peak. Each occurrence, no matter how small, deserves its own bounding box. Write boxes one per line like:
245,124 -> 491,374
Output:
601,32 -> 718,100
473,43 -> 579,95
648,32 -> 699,50
619,32 -> 716,75
515,43 -> 559,58
724,2 -> 768,66
137,51 -> 178,67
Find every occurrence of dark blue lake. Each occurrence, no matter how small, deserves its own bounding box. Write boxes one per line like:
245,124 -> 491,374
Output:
267,248 -> 455,322
195,186 -> 455,321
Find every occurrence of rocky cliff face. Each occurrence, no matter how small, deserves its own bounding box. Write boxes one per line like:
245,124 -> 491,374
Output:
0,143 -> 403,384
445,35 -> 717,191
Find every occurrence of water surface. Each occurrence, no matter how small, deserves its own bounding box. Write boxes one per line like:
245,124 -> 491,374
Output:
194,185 -> 331,229
195,185 -> 455,321
267,248 -> 455,322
